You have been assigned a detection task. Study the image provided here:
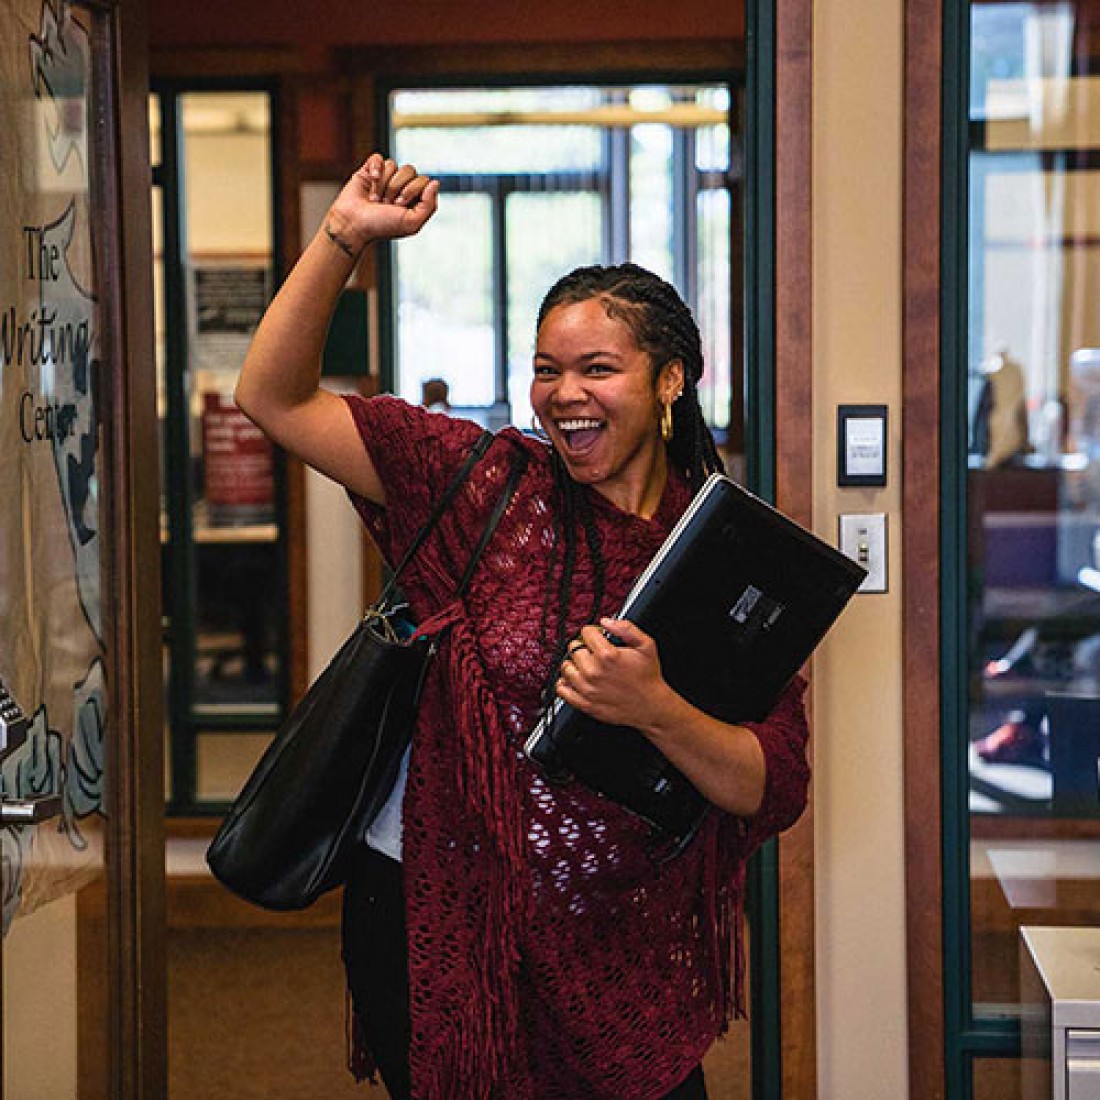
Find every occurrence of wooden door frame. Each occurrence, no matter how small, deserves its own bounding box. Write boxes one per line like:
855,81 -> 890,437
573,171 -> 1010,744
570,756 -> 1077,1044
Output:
902,0 -> 948,1097
145,2 -> 817,1089
106,0 -> 167,1094
773,0 -> 816,1095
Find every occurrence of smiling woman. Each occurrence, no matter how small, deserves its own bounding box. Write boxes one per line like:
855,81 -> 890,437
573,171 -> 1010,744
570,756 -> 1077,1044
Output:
532,295 -> 680,516
532,262 -> 724,510
232,153 -> 810,1100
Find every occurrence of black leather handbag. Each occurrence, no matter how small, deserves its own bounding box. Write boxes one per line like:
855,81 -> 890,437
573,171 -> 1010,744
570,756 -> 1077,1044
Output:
206,432 -> 525,910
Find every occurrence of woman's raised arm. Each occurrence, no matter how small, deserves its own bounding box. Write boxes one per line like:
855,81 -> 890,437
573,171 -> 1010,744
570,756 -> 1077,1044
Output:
234,154 -> 440,505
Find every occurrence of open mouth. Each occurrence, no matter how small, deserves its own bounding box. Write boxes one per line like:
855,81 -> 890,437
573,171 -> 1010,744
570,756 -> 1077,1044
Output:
556,417 -> 605,453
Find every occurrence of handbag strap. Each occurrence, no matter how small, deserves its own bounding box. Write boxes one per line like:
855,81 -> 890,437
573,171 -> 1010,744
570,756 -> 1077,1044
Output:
378,431 -> 525,608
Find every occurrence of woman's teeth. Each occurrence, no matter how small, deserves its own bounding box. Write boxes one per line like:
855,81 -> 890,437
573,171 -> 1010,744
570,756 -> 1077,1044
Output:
557,419 -> 604,451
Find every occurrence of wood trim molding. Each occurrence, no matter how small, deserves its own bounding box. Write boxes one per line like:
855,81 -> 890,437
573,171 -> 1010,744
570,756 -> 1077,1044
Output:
149,46 -> 305,79
903,0 -> 947,1098
275,79 -> 312,703
774,0 -> 816,1095
338,39 -> 744,81
111,0 -> 168,1095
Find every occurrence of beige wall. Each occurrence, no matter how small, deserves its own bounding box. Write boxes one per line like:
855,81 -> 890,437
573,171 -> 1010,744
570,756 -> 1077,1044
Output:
3,895 -> 79,1099
812,0 -> 910,1098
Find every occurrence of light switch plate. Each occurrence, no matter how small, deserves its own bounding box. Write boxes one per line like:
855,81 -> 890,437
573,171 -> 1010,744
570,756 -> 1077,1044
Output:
839,513 -> 888,593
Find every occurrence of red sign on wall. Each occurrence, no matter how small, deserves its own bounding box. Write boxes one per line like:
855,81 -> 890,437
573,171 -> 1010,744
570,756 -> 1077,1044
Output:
201,392 -> 274,523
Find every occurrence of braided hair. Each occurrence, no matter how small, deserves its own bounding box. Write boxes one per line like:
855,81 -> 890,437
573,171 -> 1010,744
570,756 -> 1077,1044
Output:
537,262 -> 725,487
534,262 -> 726,675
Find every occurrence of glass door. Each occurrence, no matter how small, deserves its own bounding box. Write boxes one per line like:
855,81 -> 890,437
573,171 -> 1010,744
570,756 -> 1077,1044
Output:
2,0 -> 161,1096
949,3 -> 1100,1094
151,85 -> 290,815
2,2 -> 112,1093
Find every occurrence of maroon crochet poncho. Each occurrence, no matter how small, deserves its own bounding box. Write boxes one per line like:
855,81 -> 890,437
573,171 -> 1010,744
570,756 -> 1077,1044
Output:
344,396 -> 810,1100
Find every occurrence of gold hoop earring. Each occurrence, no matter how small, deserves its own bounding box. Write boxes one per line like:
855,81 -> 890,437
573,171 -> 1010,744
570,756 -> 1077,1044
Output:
660,401 -> 674,443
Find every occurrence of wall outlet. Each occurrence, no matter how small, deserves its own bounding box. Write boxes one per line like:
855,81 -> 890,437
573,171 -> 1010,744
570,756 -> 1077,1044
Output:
839,513 -> 888,593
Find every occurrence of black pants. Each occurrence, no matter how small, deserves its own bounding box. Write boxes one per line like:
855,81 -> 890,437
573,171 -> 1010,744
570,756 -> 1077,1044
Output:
342,846 -> 413,1098
341,845 -> 708,1100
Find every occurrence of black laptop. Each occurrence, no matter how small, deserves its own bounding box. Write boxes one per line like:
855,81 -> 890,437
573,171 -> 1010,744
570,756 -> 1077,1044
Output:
524,473 -> 867,846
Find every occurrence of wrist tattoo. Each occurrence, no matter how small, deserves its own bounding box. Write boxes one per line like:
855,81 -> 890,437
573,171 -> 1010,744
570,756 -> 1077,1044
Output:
324,222 -> 359,260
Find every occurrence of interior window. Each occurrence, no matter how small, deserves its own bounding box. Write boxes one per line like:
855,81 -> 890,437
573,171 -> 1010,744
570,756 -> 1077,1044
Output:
151,87 -> 288,814
388,83 -> 734,434
961,0 -> 1100,1087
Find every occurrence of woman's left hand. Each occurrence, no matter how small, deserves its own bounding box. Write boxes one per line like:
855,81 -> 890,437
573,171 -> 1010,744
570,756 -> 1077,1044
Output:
556,618 -> 776,818
555,618 -> 677,730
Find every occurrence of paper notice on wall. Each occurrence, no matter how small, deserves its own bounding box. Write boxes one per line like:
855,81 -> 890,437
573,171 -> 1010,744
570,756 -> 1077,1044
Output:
192,265 -> 269,373
202,391 -> 275,524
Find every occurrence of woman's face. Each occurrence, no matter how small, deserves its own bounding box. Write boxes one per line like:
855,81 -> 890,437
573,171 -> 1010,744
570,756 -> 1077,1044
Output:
531,297 -> 682,514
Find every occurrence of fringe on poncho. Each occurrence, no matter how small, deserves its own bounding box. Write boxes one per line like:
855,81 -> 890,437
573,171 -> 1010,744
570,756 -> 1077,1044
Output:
344,396 -> 811,1100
